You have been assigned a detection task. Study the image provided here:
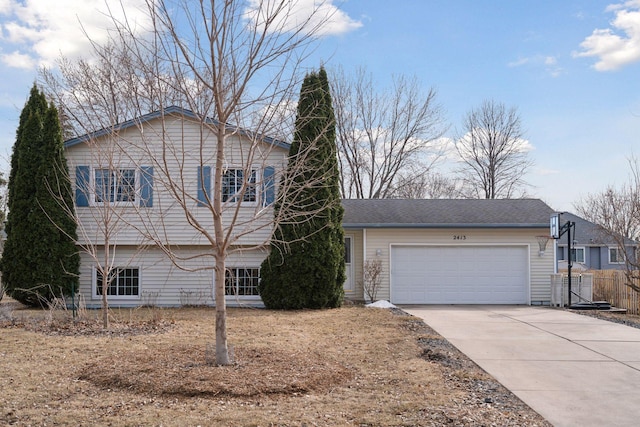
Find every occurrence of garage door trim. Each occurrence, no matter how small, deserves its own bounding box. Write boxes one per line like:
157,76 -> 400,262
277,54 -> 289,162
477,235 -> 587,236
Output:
389,243 -> 531,304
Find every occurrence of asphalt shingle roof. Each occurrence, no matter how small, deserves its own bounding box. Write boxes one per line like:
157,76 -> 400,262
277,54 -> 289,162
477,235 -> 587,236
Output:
342,199 -> 555,229
556,212 -> 636,246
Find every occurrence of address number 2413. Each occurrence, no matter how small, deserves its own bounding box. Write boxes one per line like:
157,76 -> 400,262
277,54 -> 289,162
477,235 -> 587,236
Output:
453,235 -> 467,240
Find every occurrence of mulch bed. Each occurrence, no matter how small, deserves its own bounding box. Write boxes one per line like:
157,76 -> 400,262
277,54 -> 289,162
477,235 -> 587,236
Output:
80,345 -> 354,398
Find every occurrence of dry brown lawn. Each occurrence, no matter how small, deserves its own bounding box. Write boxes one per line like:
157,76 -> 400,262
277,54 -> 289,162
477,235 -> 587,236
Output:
0,298 -> 548,426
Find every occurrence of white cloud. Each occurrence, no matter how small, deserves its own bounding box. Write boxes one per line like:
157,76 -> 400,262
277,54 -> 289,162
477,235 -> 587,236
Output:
431,136 -> 457,161
1,50 -> 35,69
244,0 -> 362,37
0,0 -> 11,15
0,0 -> 149,69
507,55 -> 564,77
455,132 -> 534,164
516,138 -> 535,153
507,57 -> 530,67
535,167 -> 561,176
0,0 -> 361,70
575,1 -> 640,71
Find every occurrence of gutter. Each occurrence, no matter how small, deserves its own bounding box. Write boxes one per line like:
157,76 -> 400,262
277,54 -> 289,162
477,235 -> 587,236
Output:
342,223 -> 549,229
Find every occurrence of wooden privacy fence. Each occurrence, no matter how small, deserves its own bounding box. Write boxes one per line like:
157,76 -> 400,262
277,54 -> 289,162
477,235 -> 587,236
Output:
592,270 -> 640,315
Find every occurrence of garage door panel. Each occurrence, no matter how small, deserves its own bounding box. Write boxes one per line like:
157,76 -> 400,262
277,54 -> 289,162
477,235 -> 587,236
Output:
391,246 -> 528,304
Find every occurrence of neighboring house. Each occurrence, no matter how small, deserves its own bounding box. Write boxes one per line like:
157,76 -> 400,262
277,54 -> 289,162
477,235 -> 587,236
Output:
555,212 -> 638,271
342,199 -> 556,305
65,108 -> 557,307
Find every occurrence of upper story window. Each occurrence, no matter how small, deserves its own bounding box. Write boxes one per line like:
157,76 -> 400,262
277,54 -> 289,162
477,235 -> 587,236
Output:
609,247 -> 625,264
222,169 -> 257,203
75,165 -> 153,208
95,168 -> 136,204
197,166 -> 274,207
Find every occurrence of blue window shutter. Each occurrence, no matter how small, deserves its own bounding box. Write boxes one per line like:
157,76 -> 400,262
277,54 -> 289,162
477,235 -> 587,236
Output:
140,166 -> 154,207
262,166 -> 275,206
75,165 -> 90,207
197,166 -> 211,206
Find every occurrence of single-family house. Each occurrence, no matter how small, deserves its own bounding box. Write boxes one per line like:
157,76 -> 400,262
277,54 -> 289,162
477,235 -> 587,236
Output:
64,106 -> 287,308
65,107 -> 557,307
555,212 -> 638,271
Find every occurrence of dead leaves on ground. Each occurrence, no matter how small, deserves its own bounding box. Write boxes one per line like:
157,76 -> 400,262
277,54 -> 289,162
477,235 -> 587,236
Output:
80,345 -> 354,398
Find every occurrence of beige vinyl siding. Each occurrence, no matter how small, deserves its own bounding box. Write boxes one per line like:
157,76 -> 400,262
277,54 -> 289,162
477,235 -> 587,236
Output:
530,236 -> 555,303
66,114 -> 287,247
78,245 -> 269,307
361,228 -> 553,304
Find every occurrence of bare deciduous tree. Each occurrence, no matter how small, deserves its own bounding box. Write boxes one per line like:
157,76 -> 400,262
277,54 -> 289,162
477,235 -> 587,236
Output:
574,158 -> 640,289
455,100 -> 532,199
43,0 -> 345,365
388,171 -> 461,199
41,41 -> 171,138
47,136 -> 150,329
575,159 -> 640,241
330,66 -> 448,199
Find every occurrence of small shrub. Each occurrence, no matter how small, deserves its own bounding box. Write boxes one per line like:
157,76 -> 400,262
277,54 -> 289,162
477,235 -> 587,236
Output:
363,259 -> 383,302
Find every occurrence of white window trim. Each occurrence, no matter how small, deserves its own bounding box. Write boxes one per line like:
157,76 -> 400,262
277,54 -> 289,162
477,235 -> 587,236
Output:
609,247 -> 625,264
221,267 -> 262,300
90,166 -> 140,207
572,246 -> 586,263
222,167 -> 260,207
92,265 -> 142,300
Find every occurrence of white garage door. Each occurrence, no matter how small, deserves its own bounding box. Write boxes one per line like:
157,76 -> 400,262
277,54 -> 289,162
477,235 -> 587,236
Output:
391,245 -> 528,304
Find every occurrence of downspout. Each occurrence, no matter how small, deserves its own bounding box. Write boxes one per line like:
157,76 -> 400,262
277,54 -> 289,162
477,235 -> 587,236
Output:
362,228 -> 367,302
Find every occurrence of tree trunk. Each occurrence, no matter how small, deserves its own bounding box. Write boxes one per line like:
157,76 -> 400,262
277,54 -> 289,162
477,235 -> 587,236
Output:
212,126 -> 230,365
102,245 -> 110,329
102,289 -> 108,329
214,254 -> 230,365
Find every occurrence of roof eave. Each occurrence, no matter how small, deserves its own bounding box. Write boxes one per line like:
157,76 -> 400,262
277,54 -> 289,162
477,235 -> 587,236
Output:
342,223 -> 549,229
63,106 -> 291,150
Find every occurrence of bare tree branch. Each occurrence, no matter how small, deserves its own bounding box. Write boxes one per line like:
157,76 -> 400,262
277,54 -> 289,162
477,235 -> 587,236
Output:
388,171 -> 461,199
455,100 -> 533,199
574,157 -> 640,290
331,66 -> 448,199
41,0 -> 341,366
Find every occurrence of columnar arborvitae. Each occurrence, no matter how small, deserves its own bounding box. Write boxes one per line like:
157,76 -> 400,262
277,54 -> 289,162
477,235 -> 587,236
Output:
0,85 -> 80,306
259,67 -> 345,309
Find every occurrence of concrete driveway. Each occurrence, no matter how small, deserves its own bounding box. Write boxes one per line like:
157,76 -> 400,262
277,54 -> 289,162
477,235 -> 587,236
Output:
402,305 -> 640,427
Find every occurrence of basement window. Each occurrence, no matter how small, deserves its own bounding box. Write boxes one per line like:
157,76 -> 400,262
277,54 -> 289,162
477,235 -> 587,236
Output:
95,267 -> 140,298
225,267 -> 260,296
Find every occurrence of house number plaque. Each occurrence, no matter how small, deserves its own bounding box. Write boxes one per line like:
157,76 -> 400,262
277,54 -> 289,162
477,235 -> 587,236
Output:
453,235 -> 467,240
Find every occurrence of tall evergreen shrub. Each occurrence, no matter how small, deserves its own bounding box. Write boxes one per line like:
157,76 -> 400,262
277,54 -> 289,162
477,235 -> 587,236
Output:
259,67 -> 345,309
0,85 -> 80,306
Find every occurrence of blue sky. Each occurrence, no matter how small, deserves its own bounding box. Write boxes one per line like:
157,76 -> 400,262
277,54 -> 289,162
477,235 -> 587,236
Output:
1,1 -> 639,212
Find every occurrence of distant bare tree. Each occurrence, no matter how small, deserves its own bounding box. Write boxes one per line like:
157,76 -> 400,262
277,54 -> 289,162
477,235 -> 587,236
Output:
42,0 -> 344,365
330,66 -> 448,199
575,159 -> 640,242
455,100 -> 532,199
574,158 -> 640,289
389,171 -> 460,199
41,41 -> 177,138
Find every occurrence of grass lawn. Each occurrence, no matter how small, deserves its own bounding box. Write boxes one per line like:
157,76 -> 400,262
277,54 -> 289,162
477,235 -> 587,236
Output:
0,299 -> 545,426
